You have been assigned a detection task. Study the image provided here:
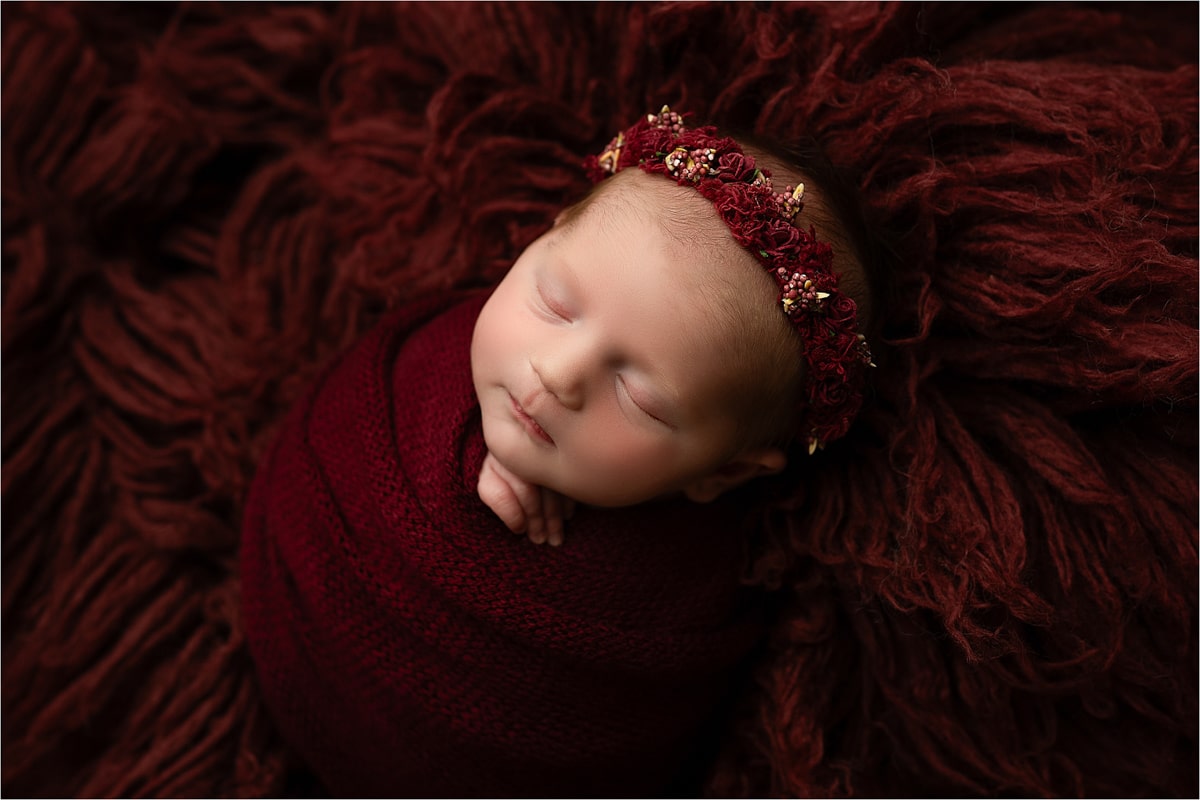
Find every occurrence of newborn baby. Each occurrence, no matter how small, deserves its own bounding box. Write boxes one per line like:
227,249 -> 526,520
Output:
240,108 -> 873,795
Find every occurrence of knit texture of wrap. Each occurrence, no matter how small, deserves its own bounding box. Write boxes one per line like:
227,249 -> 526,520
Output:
240,291 -> 765,796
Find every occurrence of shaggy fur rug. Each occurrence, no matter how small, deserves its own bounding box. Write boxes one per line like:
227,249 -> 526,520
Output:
3,2 -> 1196,796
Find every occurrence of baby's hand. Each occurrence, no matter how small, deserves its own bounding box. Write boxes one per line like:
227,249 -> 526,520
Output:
478,451 -> 575,546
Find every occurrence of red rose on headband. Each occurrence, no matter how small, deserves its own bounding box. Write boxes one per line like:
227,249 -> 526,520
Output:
825,293 -> 858,326
814,380 -> 849,411
716,152 -> 758,182
761,221 -> 804,253
811,357 -> 849,386
708,180 -> 756,213
637,128 -> 677,162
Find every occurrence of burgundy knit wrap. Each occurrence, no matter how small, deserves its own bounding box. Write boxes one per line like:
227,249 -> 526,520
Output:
240,293 -> 764,796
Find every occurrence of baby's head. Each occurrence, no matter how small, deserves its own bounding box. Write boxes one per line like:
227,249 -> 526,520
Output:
471,109 -> 873,507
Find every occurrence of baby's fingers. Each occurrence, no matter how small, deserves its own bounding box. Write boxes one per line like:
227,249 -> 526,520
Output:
508,479 -> 545,542
477,451 -> 571,547
542,490 -> 566,547
477,466 -> 526,533
526,510 -> 547,544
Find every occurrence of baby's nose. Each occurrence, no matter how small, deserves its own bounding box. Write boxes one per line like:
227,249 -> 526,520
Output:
532,348 -> 586,411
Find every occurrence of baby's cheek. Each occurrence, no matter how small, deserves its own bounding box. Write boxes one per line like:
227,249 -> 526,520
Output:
576,420 -> 677,480
477,284 -> 527,352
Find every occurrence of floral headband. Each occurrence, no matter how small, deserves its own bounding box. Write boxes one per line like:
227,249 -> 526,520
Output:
584,106 -> 874,454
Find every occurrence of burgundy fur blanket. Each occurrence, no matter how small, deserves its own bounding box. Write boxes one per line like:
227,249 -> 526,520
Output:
4,2 -> 1197,797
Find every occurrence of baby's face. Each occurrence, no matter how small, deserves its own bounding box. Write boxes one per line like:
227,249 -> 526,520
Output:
471,174 -> 759,507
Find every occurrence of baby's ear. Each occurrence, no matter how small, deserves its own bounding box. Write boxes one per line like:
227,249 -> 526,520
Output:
683,448 -> 787,503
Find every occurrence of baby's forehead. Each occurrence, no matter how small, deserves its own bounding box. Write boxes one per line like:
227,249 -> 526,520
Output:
567,172 -> 744,267
569,171 -> 775,308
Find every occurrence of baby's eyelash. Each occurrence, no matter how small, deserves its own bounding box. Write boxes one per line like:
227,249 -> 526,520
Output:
618,376 -> 669,427
537,286 -> 570,320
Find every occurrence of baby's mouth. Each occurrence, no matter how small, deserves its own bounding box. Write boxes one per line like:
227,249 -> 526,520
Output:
510,394 -> 555,445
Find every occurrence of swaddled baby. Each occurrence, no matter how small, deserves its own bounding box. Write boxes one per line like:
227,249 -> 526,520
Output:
241,108 -> 874,795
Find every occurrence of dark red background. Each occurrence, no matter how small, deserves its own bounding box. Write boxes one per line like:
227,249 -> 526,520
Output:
3,2 -> 1196,796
